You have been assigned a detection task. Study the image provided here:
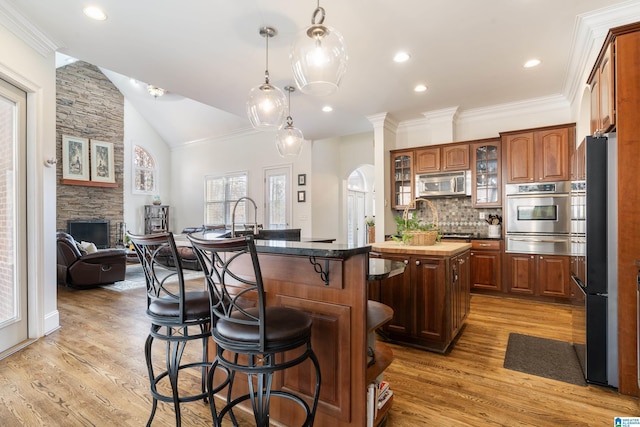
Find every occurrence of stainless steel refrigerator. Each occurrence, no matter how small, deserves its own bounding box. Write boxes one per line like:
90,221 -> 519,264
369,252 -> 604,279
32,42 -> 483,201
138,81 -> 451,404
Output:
570,134 -> 618,387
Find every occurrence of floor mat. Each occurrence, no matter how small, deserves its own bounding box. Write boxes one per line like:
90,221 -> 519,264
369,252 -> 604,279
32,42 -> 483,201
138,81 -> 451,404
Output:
503,333 -> 586,386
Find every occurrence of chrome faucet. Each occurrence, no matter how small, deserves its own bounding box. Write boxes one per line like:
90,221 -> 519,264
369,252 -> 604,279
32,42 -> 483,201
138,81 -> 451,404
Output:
231,196 -> 259,238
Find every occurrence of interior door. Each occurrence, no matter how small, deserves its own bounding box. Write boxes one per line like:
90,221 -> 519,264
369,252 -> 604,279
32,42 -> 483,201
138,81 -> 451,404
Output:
0,78 -> 28,354
347,190 -> 365,246
264,166 -> 291,229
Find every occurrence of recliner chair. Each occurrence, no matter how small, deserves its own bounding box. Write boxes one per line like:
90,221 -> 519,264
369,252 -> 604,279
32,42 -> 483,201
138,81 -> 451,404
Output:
56,231 -> 126,288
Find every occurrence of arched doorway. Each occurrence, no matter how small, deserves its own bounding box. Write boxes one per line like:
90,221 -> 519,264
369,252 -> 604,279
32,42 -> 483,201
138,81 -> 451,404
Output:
346,164 -> 375,246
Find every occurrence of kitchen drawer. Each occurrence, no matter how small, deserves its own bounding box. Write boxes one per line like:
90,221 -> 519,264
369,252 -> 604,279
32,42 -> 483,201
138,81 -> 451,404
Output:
471,240 -> 501,251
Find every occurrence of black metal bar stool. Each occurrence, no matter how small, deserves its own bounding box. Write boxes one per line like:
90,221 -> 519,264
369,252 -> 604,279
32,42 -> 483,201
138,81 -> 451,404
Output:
127,232 -> 212,427
188,234 -> 321,427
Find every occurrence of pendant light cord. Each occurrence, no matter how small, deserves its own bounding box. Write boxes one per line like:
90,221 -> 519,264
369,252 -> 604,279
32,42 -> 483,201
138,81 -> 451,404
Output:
264,33 -> 270,84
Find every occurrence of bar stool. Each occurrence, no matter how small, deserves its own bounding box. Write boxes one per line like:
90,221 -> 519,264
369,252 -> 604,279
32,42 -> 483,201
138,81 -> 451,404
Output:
188,234 -> 322,427
127,232 -> 212,427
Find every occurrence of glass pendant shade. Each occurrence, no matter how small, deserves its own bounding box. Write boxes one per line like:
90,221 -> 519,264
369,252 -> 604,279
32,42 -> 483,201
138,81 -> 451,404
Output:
291,23 -> 348,96
276,122 -> 304,157
246,82 -> 287,130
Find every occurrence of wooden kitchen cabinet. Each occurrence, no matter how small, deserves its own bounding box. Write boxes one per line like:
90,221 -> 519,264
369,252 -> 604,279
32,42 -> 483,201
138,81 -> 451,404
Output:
371,249 -> 471,353
470,239 -> 502,293
471,139 -> 501,207
589,41 -> 616,135
450,250 -> 470,336
415,147 -> 440,174
390,150 -> 414,209
442,144 -> 470,171
504,253 -> 571,299
501,124 -> 574,183
415,143 -> 469,174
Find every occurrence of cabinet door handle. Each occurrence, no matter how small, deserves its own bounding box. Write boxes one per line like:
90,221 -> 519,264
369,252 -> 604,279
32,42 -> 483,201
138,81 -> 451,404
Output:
404,260 -> 409,265
478,243 -> 491,247
415,260 -> 421,266
458,259 -> 465,264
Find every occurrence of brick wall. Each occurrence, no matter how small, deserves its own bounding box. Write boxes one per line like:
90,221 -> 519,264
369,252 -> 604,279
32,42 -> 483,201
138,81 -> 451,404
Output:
56,61 -> 124,247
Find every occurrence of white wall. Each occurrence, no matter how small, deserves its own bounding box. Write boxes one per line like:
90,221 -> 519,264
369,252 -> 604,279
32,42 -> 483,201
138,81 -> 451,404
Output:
123,99 -> 172,234
0,24 -> 58,335
170,131 -> 312,236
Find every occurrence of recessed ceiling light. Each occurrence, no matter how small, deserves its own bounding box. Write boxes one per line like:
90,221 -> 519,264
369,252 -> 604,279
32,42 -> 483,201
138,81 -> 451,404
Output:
414,84 -> 427,93
393,51 -> 411,63
83,6 -> 107,21
524,59 -> 541,68
322,106 -> 333,112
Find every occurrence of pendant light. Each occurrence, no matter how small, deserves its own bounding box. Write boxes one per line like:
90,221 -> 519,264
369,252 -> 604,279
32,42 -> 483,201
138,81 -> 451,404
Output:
275,86 -> 304,158
290,0 -> 348,96
247,26 -> 287,130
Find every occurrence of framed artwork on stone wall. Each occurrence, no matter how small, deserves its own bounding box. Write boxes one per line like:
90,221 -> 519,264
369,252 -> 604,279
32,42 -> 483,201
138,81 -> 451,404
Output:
62,135 -> 90,181
90,140 -> 115,183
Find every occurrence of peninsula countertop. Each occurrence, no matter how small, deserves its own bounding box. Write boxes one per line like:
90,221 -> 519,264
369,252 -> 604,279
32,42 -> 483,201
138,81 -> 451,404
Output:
371,240 -> 471,257
182,232 -> 369,259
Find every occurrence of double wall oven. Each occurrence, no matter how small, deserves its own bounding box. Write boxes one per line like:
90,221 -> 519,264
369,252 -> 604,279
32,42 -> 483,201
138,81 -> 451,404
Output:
505,181 -> 572,255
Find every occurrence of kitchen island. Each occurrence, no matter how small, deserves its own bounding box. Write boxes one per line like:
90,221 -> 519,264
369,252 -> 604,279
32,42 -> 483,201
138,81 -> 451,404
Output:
370,241 -> 472,353
193,234 -> 390,427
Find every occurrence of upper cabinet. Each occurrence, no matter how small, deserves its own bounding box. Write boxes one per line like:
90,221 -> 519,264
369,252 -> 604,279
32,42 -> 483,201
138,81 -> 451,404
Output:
442,144 -> 470,171
390,150 -> 414,210
415,143 -> 469,174
471,139 -> 501,207
589,41 -> 616,135
502,124 -> 574,183
415,147 -> 440,174
571,139 -> 586,181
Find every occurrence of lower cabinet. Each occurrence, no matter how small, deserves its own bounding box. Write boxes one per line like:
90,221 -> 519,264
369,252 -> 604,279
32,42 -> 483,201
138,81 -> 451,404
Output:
371,250 -> 470,353
504,253 -> 571,298
470,240 -> 502,293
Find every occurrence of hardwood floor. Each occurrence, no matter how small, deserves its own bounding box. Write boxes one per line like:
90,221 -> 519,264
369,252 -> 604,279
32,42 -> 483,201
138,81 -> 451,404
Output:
0,284 -> 637,426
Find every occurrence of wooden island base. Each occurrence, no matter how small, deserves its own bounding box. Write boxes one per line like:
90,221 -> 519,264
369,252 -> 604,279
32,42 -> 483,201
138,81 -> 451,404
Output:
370,241 -> 472,354
201,237 -> 392,426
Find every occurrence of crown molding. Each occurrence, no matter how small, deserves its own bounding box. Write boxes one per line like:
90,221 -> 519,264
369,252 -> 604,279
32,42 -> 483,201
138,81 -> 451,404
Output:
564,1 -> 640,107
367,112 -> 399,133
459,95 -> 569,124
0,0 -> 59,57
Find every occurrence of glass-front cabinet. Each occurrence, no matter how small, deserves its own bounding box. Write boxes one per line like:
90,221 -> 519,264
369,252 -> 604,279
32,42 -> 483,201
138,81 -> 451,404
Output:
471,139 -> 501,207
390,150 -> 414,210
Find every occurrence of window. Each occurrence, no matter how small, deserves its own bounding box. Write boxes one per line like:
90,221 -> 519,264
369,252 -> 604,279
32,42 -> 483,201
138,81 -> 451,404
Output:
204,172 -> 247,225
133,145 -> 156,193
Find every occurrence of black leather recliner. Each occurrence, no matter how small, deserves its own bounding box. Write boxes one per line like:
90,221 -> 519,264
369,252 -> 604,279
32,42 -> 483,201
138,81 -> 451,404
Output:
56,231 -> 126,288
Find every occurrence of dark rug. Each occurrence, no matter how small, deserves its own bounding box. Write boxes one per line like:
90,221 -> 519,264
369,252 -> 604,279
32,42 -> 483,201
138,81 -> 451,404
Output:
503,333 -> 586,386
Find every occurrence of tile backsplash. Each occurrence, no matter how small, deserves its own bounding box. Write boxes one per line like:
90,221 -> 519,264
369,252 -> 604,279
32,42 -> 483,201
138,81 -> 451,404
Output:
396,197 -> 502,235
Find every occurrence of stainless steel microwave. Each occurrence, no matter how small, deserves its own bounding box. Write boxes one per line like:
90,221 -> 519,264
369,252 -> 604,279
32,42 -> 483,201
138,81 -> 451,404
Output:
415,170 -> 471,198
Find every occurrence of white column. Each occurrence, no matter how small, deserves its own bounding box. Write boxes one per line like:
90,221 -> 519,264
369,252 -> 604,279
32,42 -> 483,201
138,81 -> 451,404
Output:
367,113 -> 399,242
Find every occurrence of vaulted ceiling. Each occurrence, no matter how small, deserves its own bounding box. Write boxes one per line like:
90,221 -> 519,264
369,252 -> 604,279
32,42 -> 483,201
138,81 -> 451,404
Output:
5,0 -> 640,147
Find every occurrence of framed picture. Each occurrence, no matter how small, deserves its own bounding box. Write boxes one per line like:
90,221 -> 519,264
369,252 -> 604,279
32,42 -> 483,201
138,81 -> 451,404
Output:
62,135 -> 90,181
90,140 -> 115,183
298,173 -> 306,186
297,190 -> 306,203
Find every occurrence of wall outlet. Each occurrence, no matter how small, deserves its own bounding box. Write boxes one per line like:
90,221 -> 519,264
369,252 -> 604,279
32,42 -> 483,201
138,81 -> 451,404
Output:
478,212 -> 486,220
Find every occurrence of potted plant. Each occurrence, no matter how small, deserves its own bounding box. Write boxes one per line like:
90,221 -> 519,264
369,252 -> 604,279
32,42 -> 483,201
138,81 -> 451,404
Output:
365,216 -> 375,243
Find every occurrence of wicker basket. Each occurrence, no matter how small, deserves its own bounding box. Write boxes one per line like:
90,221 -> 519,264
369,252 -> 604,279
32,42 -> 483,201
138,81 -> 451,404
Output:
401,198 -> 439,246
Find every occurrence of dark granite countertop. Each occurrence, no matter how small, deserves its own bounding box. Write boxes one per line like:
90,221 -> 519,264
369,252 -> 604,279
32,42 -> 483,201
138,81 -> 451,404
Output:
368,258 -> 406,281
181,232 -> 369,259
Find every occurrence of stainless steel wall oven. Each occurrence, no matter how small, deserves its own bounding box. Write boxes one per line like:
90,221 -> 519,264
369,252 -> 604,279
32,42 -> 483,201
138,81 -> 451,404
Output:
505,181 -> 571,255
